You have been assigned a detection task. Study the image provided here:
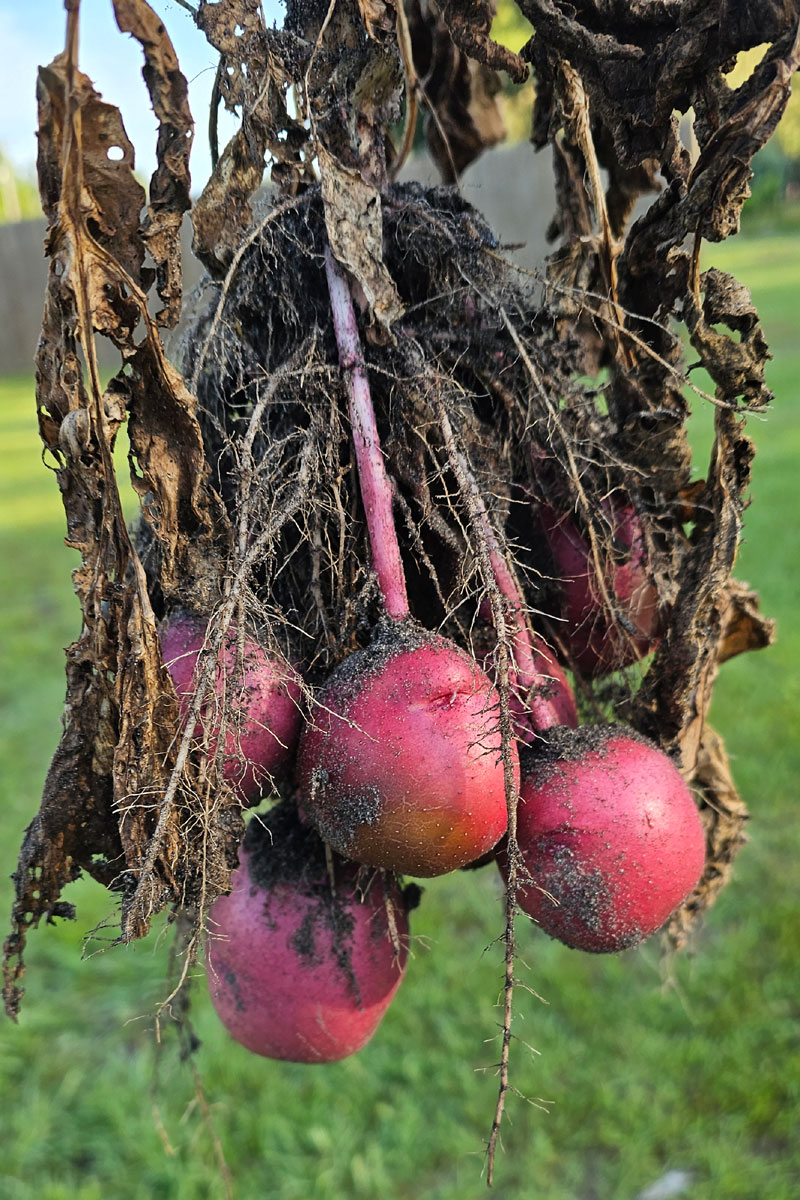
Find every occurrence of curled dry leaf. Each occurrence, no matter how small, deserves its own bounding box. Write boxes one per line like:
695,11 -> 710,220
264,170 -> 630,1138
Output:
192,0 -> 308,273
406,0 -> 507,183
358,0 -> 396,40
3,9 -> 237,1021
440,0 -> 528,84
717,580 -> 776,665
666,725 -> 750,951
629,405 -> 751,726
111,0 -> 194,326
319,145 -> 405,339
685,269 -> 773,409
36,57 -> 147,282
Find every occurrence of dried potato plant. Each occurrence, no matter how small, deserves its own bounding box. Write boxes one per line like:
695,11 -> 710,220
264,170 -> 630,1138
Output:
4,0 -> 795,1182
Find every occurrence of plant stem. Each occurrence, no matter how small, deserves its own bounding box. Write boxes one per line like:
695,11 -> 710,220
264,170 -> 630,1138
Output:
324,248 -> 409,621
452,444 -> 562,734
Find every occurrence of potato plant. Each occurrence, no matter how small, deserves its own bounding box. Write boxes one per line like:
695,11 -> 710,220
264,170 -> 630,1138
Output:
5,0 -> 792,1184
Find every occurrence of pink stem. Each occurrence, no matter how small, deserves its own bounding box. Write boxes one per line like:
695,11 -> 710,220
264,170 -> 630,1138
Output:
460,451 -> 562,733
488,553 -> 564,735
324,249 -> 409,621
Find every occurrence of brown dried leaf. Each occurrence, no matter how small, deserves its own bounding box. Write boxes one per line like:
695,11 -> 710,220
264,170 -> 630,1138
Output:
524,1 -> 799,439
633,408 -> 753,757
441,0 -> 528,84
319,144 -> 405,338
192,0 -> 308,272
359,0 -> 395,39
431,58 -> 506,183
718,579 -> 776,664
119,348 -> 230,604
112,0 -> 194,326
4,25 -> 237,1019
524,0 -> 799,169
192,129 -> 269,272
685,268 -> 773,409
666,726 -> 750,951
37,58 -> 148,286
687,39 -> 800,242
406,0 -> 508,183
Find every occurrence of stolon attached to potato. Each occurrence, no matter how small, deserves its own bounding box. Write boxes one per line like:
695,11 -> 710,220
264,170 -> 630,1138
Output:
4,0 -> 791,1180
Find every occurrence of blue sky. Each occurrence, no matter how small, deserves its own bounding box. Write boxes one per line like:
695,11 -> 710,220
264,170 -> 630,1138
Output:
0,0 -> 283,191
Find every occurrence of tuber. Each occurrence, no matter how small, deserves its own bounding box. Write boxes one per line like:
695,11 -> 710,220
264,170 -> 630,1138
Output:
539,501 -> 661,677
160,614 -> 303,804
206,802 -> 408,1062
500,725 -> 706,952
297,623 -> 513,877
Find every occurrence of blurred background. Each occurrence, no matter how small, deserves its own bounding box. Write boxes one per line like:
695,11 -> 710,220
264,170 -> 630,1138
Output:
1,3 -> 798,1198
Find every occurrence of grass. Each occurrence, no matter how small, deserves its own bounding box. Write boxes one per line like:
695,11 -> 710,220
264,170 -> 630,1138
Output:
1,233 -> 799,1200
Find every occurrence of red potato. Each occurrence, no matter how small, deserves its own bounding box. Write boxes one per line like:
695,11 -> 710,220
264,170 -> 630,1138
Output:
160,614 -> 303,804
499,725 -> 706,952
540,502 -> 661,676
315,262 -> 511,875
297,624 -> 515,877
207,805 -> 408,1062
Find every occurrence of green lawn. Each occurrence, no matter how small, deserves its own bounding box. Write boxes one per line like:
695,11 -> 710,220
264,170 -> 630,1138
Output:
1,234 -> 798,1200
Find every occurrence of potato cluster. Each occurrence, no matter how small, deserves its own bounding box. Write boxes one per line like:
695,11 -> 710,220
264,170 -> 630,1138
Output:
161,477 -> 705,1062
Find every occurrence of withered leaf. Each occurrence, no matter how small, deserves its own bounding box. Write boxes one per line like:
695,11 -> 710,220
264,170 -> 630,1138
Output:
192,0 -> 308,272
524,0 -> 798,429
319,144 -> 405,337
112,0 -> 194,326
4,27 -> 238,1019
406,0 -> 508,183
441,0 -> 528,84
685,269 -> 772,409
358,0 -> 396,40
633,408 -> 753,756
718,579 -> 776,664
666,725 -> 750,951
192,129 -> 270,272
37,58 -> 147,287
123,347 -> 230,604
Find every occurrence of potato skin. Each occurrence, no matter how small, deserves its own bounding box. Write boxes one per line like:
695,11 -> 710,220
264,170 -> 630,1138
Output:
160,615 -> 303,803
207,848 -> 407,1062
297,630 -> 515,877
499,727 -> 706,952
541,503 -> 661,677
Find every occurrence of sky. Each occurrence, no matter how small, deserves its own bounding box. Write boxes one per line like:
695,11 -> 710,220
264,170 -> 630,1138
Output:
0,0 -> 283,192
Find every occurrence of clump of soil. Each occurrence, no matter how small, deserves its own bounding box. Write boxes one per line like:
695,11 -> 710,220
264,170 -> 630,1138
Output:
241,800 -> 417,989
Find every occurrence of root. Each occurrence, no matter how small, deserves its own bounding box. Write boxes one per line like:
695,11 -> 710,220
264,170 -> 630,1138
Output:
125,435 -> 317,937
432,395 -> 520,1186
